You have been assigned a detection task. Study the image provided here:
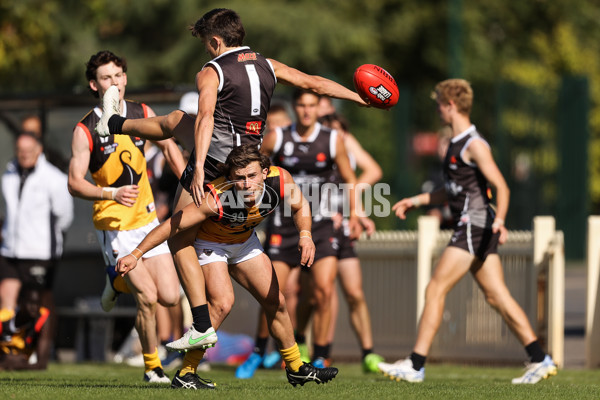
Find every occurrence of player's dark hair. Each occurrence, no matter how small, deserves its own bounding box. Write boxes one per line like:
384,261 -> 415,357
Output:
85,51 -> 127,98
292,88 -> 320,103
318,112 -> 349,132
191,8 -> 245,47
268,103 -> 288,115
219,144 -> 271,178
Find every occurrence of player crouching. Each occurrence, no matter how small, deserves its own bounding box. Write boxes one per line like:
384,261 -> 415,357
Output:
116,144 -> 338,389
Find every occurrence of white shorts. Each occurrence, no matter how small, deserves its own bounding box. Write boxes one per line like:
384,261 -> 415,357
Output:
194,232 -> 264,266
96,219 -> 170,266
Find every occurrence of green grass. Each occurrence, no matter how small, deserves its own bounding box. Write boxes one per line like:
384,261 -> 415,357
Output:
1,362 -> 599,400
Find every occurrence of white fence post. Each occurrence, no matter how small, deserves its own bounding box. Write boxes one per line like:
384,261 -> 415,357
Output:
549,231 -> 565,368
586,216 -> 600,368
533,216 -> 564,367
416,216 -> 439,328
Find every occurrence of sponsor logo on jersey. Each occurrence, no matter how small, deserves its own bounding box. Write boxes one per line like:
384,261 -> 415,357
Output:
315,152 -> 327,167
449,155 -> 458,170
245,121 -> 262,135
100,143 -> 119,155
146,202 -> 156,214
298,144 -> 310,154
270,234 -> 282,247
134,137 -> 144,147
280,156 -> 299,167
369,84 -> 393,103
237,52 -> 257,62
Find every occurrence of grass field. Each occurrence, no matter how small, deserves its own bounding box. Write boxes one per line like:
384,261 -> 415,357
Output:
1,362 -> 599,400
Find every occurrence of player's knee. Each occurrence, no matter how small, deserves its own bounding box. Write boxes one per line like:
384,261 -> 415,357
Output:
263,291 -> 286,316
159,290 -> 180,308
209,296 -> 234,320
136,294 -> 158,314
345,290 -> 365,310
483,290 -> 504,310
424,280 -> 445,302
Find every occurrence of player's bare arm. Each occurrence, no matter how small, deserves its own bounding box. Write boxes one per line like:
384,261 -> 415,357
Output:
465,138 -> 510,242
334,133 -> 363,239
116,194 -> 219,276
344,133 -> 383,186
260,128 -> 277,157
152,137 -> 186,178
269,59 -> 367,106
281,168 -> 315,268
68,126 -> 139,207
190,66 -> 219,207
392,188 -> 448,220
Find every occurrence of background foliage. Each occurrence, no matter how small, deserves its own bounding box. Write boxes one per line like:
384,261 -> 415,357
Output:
1,0 -> 599,256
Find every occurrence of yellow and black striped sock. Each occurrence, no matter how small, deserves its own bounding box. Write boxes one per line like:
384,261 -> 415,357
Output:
180,349 -> 206,375
280,343 -> 303,372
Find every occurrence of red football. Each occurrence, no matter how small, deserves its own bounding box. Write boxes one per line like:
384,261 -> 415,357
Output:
353,64 -> 399,109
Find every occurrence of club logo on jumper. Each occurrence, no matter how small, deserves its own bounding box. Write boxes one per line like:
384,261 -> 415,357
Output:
237,52 -> 257,62
100,142 -> 119,155
315,152 -> 327,167
283,142 -> 294,156
445,180 -> 463,196
245,121 -> 262,135
449,155 -> 458,170
369,84 -> 393,104
269,234 -> 282,247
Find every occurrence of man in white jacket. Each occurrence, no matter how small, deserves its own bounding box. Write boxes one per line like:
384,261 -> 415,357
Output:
0,132 -> 73,369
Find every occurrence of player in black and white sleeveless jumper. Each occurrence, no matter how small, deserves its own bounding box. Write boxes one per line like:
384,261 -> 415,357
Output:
255,90 -> 363,370
442,125 -> 500,258
379,79 -> 557,384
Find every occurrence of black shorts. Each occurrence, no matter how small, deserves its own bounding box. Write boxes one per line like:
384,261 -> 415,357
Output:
179,151 -> 222,192
0,257 -> 56,290
266,220 -> 337,267
448,224 -> 499,261
333,218 -> 357,260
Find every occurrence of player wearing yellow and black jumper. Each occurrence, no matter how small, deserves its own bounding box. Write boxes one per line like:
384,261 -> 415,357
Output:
115,144 -> 339,389
68,50 -> 186,384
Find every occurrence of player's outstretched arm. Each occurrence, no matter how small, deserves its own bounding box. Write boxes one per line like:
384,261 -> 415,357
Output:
281,168 -> 315,268
269,59 -> 367,107
116,195 -> 218,276
392,189 -> 447,220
